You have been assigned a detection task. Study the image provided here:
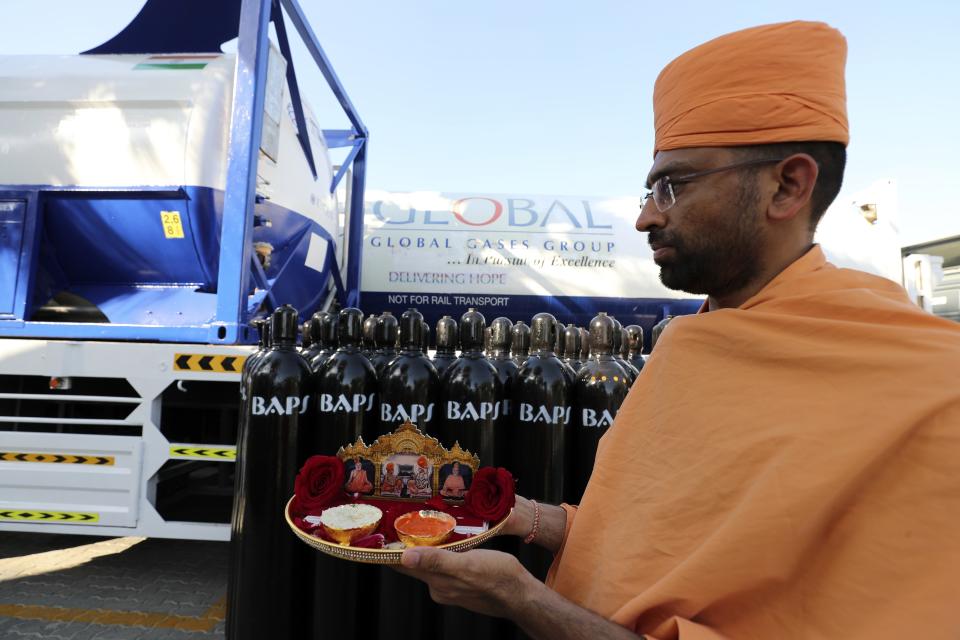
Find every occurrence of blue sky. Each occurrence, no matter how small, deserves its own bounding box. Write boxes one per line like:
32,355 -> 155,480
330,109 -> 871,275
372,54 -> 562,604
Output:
1,1 -> 957,245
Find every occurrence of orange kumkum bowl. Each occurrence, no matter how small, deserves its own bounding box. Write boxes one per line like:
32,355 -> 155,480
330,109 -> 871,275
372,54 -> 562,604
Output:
394,510 -> 457,547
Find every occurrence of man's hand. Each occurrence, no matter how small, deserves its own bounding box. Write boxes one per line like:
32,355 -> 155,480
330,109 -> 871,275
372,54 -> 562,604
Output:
395,545 -> 642,640
396,546 -> 539,619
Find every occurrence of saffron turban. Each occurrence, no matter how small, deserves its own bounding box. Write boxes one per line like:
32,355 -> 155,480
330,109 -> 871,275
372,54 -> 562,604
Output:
653,21 -> 849,155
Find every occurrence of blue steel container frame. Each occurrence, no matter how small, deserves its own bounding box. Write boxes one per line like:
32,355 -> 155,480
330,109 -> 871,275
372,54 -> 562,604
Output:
200,0 -> 370,343
279,0 -> 369,309
0,0 -> 368,345
213,0 -> 273,345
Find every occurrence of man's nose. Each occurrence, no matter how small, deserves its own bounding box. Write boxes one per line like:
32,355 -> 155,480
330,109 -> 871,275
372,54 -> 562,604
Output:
636,197 -> 665,232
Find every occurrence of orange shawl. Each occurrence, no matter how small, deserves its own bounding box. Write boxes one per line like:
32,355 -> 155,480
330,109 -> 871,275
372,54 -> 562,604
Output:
548,246 -> 960,639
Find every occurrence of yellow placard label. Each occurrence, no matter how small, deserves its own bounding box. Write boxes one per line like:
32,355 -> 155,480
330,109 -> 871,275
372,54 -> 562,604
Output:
173,353 -> 246,373
161,211 -> 185,239
169,445 -> 237,461
0,509 -> 99,523
0,451 -> 114,465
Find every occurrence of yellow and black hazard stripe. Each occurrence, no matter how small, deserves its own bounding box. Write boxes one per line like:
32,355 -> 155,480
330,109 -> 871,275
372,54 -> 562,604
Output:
0,510 -> 99,523
169,445 -> 236,461
173,353 -> 246,373
0,451 -> 114,466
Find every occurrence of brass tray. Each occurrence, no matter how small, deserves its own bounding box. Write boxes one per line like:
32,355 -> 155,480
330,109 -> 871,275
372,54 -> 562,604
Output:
285,497 -> 511,565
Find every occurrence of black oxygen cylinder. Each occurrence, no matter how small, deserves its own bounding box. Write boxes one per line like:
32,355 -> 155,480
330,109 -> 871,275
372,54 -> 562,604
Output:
369,311 -> 399,378
579,326 -> 591,361
240,319 -> 269,399
420,318 -> 431,354
511,320 -> 531,364
554,321 -> 578,386
483,326 -> 492,357
620,328 -> 642,382
432,315 -> 459,379
378,308 -> 440,436
624,324 -> 646,374
513,312 -> 574,502
611,317 -> 640,385
439,309 -> 502,465
554,321 -> 566,358
300,321 -> 312,351
572,313 -> 631,502
236,319 -> 268,492
315,308 -> 379,448
512,313 -> 573,580
227,305 -> 313,640
437,311 -> 508,640
652,315 -> 675,350
377,311 -> 441,640
361,313 -> 378,359
487,317 -> 517,467
562,325 -> 582,372
307,311 -> 338,373
580,328 -> 590,362
310,309 -> 380,640
300,312 -> 324,364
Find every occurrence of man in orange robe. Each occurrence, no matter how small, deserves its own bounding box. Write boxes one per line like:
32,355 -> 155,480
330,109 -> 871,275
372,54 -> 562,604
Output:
397,21 -> 960,639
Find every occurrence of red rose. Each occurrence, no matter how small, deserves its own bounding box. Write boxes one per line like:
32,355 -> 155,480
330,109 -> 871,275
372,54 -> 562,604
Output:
464,467 -> 515,522
292,455 -> 345,515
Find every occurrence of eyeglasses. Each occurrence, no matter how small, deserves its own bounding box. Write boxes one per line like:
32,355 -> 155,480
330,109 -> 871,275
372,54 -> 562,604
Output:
642,158 -> 785,213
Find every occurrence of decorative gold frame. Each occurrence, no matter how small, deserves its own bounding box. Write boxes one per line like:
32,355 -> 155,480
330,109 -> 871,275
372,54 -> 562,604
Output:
336,421 -> 479,500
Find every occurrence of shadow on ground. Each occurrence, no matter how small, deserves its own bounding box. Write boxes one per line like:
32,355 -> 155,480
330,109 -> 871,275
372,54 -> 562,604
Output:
0,532 -> 227,639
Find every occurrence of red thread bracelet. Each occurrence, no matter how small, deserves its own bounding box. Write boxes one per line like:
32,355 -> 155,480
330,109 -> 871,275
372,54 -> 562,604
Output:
523,499 -> 541,544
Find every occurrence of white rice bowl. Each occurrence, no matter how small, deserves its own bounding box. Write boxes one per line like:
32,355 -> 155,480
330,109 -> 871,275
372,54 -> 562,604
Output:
319,504 -> 382,531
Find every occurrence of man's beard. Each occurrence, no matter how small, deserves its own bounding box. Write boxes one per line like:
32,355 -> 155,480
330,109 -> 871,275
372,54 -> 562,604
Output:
650,180 -> 764,297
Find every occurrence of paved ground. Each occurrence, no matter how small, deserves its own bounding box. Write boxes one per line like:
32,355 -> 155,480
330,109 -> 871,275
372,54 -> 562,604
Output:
0,532 -> 227,639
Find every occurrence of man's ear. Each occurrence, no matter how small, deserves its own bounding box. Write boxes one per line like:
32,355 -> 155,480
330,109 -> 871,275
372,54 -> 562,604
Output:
768,153 -> 818,223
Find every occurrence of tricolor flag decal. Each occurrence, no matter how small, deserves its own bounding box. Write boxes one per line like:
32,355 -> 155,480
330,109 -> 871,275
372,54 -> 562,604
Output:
134,54 -> 220,71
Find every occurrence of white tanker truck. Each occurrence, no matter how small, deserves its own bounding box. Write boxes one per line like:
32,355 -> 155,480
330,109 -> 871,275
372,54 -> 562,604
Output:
360,181 -> 904,347
0,0 -> 367,541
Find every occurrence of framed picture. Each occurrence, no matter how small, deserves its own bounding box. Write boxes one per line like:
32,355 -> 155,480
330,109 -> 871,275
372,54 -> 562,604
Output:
343,457 -> 375,496
438,461 -> 471,498
384,452 -> 433,499
437,442 -> 479,501
379,460 -> 403,497
336,422 -> 479,502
